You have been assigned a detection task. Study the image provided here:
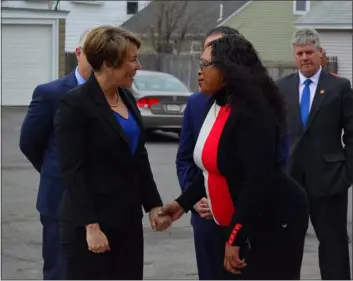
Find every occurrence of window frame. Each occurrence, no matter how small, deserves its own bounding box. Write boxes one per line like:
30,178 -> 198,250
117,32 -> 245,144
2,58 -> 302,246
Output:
293,0 -> 310,15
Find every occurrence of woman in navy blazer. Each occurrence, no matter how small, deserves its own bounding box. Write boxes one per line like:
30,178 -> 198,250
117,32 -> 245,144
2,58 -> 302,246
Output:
55,26 -> 169,280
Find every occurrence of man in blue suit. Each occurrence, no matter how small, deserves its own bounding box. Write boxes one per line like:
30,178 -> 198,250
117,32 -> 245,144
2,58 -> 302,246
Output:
19,30 -> 92,280
176,92 -> 290,279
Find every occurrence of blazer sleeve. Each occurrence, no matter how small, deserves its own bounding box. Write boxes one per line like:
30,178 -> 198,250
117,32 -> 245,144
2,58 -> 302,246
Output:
176,99 -> 203,190
175,172 -> 206,212
123,88 -> 163,212
19,86 -> 53,172
342,80 -> 353,185
226,104 -> 278,246
54,93 -> 98,227
137,145 -> 163,212
278,122 -> 290,168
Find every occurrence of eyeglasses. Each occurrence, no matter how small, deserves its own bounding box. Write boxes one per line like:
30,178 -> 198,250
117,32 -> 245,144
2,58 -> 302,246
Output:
198,59 -> 214,69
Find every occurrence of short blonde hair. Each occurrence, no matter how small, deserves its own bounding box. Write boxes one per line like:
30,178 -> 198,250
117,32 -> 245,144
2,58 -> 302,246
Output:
83,25 -> 141,71
78,29 -> 90,48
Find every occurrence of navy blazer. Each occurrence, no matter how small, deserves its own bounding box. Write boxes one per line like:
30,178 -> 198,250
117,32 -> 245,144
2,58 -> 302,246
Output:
176,92 -> 290,226
19,71 -> 78,219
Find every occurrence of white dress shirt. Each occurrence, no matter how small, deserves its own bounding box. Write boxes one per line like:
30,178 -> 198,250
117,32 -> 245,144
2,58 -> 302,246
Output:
298,67 -> 322,111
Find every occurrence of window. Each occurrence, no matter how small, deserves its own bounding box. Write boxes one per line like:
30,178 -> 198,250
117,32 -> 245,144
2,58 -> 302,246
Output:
293,0 -> 310,15
127,1 -> 138,15
190,41 -> 202,55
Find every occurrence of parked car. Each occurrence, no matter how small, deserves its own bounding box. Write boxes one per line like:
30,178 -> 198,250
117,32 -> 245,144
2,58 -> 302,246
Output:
130,70 -> 192,135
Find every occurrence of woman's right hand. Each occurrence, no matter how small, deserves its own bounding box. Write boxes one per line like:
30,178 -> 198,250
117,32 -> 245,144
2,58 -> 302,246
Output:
85,223 -> 110,253
158,201 -> 185,222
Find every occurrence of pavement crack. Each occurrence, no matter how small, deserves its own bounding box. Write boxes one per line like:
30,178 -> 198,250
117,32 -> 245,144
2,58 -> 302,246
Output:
2,252 -> 40,264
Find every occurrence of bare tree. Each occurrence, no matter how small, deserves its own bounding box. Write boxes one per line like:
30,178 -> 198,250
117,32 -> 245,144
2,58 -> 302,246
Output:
148,1 -> 195,54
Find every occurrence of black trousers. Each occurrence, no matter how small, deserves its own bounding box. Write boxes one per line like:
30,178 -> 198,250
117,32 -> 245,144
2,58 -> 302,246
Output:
213,218 -> 308,280
60,221 -> 144,280
307,189 -> 351,280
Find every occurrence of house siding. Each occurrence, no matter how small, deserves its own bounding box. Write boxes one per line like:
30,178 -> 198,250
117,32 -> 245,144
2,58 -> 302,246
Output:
222,1 -> 320,63
59,19 -> 66,77
1,0 -> 150,51
318,30 -> 353,83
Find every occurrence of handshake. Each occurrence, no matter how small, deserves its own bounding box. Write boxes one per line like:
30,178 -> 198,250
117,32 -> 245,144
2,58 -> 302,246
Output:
149,201 -> 185,231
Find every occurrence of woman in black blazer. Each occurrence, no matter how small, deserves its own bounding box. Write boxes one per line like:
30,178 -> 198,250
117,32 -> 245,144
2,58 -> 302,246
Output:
54,26 -> 169,280
159,35 -> 310,279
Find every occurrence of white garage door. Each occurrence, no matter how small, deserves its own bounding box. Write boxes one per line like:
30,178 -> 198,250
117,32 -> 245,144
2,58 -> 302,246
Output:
2,24 -> 53,106
319,30 -> 353,84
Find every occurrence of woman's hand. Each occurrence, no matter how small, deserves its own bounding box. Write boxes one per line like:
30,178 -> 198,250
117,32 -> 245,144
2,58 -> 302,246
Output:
224,244 -> 247,274
158,201 -> 185,221
86,223 -> 110,254
149,207 -> 172,231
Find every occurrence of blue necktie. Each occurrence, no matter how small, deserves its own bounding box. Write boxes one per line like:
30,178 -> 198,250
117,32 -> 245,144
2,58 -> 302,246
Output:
300,79 -> 312,127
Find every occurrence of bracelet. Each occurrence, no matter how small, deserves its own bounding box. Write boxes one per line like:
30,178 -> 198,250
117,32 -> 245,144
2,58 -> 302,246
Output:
227,223 -> 242,245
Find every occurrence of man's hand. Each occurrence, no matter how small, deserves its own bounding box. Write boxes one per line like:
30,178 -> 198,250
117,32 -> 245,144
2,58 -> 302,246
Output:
149,207 -> 172,231
194,197 -> 213,219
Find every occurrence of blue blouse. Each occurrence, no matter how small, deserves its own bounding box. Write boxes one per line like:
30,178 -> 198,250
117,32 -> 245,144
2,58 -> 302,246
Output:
113,110 -> 140,154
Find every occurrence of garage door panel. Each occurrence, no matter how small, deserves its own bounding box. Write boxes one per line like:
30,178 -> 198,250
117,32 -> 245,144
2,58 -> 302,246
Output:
319,31 -> 353,84
2,24 -> 52,106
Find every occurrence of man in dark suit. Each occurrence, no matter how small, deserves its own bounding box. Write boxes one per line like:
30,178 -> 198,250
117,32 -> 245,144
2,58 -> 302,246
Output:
176,92 -> 291,279
176,92 -> 218,280
277,28 -> 353,280
19,30 -> 92,280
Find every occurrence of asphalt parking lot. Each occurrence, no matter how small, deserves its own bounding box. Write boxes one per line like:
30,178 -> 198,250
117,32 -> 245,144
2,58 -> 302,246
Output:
1,107 -> 352,279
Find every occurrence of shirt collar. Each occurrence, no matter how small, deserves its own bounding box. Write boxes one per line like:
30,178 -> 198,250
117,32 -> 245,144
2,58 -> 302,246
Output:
75,66 -> 86,85
298,66 -> 322,86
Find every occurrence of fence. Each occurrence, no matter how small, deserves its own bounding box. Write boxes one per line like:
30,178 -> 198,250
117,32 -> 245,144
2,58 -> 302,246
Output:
65,53 -> 337,92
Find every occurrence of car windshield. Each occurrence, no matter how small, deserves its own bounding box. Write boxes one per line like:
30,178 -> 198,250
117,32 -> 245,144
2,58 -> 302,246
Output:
133,74 -> 188,92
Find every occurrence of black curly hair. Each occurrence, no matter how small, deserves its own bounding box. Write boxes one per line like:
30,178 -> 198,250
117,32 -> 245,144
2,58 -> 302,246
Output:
202,26 -> 242,47
206,35 -> 287,126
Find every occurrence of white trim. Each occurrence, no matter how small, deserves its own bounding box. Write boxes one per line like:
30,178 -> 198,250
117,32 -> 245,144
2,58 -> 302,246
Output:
217,1 -> 253,26
293,0 -> 310,16
295,24 -> 352,30
2,8 -> 68,19
71,1 -> 104,5
52,19 -> 59,80
2,17 -> 59,81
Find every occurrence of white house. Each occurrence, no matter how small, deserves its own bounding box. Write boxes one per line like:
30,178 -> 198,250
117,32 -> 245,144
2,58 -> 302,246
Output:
0,0 -> 150,106
2,0 -> 150,51
296,1 -> 353,83
1,6 -> 68,106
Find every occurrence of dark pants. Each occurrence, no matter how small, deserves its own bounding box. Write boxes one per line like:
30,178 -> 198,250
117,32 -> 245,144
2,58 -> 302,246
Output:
213,219 -> 308,280
61,221 -> 143,280
191,214 -> 218,280
40,215 -> 66,280
308,190 -> 351,280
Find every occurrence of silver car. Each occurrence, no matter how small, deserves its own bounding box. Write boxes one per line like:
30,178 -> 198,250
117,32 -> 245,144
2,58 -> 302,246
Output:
130,70 -> 191,135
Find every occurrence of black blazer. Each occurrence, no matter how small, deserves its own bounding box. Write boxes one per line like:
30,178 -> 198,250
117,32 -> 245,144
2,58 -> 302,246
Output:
277,70 -> 353,195
54,74 -> 162,229
176,95 -> 308,245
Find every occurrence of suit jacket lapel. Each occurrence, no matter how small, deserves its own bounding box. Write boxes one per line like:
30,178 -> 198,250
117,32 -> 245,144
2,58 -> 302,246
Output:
304,71 -> 328,131
87,74 -> 130,145
119,88 -> 143,130
63,71 -> 78,90
288,74 -> 304,134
